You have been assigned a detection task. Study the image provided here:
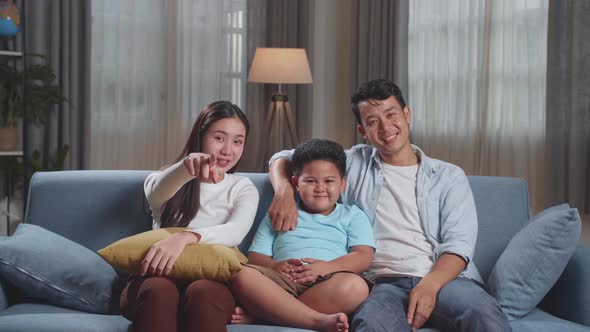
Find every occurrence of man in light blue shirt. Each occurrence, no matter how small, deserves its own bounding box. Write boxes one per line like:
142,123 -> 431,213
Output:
268,80 -> 510,331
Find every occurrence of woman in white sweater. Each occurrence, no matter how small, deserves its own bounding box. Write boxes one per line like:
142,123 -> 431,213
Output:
120,101 -> 259,332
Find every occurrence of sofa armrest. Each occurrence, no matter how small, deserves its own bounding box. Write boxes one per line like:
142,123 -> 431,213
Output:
540,245 -> 590,327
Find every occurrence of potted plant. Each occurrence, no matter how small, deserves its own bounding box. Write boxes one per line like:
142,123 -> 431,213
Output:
0,54 -> 67,151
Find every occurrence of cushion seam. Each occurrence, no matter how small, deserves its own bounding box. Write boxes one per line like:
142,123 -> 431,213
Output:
0,257 -> 94,306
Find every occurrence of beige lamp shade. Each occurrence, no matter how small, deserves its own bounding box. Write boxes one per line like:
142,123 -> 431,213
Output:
248,48 -> 312,84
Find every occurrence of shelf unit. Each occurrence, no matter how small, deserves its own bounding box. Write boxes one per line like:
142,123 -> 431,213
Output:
0,50 -> 22,56
1,2 -> 27,236
0,152 -> 24,157
0,40 -> 26,162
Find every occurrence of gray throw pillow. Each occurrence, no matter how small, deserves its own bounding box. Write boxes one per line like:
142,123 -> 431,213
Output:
487,204 -> 581,320
0,224 -> 118,314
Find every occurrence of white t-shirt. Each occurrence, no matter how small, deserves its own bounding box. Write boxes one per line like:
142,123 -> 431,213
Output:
366,162 -> 435,279
144,161 -> 259,247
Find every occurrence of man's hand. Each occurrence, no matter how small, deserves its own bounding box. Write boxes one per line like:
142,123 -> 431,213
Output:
289,258 -> 331,283
267,184 -> 298,231
406,277 -> 441,331
406,253 -> 466,330
182,152 -> 222,183
139,232 -> 199,276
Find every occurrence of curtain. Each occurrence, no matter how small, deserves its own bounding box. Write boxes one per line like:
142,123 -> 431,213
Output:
241,0 -> 313,171
408,0 -> 548,212
350,0 -> 408,144
244,0 -> 408,163
89,0 -> 382,172
90,0 -> 247,170
240,0 -> 267,172
24,0 -> 90,171
545,0 -> 590,216
0,0 -> 90,235
350,0 -> 408,97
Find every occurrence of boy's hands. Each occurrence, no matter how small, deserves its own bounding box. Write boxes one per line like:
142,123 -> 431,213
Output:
139,232 -> 200,277
271,259 -> 303,277
183,152 -> 223,183
289,258 -> 331,283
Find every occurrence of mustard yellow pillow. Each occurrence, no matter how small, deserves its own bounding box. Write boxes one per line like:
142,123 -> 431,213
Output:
97,228 -> 247,282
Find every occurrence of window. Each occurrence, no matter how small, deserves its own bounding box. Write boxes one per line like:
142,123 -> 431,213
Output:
90,0 -> 247,169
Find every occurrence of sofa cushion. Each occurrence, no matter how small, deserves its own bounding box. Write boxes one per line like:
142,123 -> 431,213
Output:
0,303 -> 131,332
227,325 -> 318,332
508,308 -> 590,332
236,172 -> 275,255
0,224 -> 117,314
98,228 -> 247,282
487,204 -> 581,320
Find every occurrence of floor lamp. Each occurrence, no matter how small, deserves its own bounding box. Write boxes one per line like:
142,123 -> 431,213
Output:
247,48 -> 313,169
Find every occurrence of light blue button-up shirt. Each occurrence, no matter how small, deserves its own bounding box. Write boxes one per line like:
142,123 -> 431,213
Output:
270,144 -> 482,282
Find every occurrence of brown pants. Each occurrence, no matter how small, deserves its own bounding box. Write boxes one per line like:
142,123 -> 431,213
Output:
120,276 -> 235,332
244,264 -> 374,297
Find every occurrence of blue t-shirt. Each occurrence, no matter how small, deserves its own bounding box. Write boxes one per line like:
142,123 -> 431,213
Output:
249,203 -> 375,262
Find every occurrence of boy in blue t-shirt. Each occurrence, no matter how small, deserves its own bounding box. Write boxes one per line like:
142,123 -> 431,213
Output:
228,139 -> 375,332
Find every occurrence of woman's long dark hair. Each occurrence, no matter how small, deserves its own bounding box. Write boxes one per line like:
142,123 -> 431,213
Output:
159,101 -> 249,228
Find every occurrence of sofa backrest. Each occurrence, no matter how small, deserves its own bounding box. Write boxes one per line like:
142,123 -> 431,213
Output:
26,171 -> 153,252
26,171 -> 530,282
237,174 -> 531,282
468,176 -> 530,280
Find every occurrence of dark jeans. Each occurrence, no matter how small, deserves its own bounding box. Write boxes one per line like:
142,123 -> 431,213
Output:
120,276 -> 235,332
351,276 -> 511,332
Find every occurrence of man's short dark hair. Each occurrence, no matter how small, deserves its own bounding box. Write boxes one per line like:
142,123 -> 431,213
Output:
292,139 -> 346,178
351,79 -> 407,125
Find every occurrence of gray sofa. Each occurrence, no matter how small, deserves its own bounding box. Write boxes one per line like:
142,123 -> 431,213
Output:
0,170 -> 589,332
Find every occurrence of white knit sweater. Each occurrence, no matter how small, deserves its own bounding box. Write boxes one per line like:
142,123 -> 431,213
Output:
144,160 -> 259,247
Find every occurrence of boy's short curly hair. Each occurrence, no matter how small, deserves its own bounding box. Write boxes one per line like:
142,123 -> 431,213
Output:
292,139 -> 346,178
